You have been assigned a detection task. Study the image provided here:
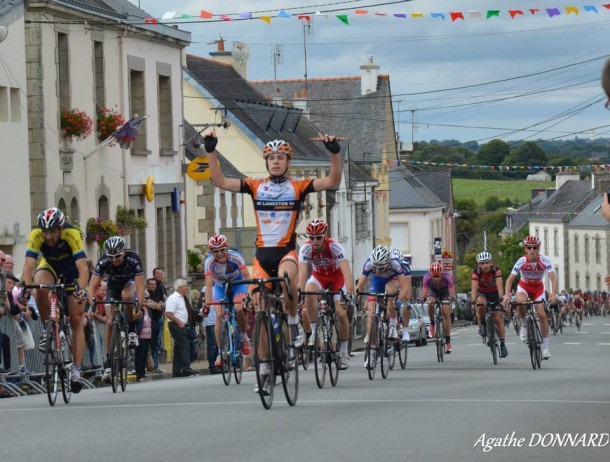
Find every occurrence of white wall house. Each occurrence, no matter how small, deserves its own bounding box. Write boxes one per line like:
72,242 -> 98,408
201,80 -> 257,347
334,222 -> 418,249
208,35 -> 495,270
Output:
0,1 -> 30,271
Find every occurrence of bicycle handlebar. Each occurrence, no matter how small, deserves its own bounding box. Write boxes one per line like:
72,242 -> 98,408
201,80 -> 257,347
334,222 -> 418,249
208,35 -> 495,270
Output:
92,299 -> 140,308
22,283 -> 78,291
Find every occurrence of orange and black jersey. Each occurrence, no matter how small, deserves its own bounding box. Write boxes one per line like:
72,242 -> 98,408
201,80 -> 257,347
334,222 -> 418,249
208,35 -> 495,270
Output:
240,176 -> 315,248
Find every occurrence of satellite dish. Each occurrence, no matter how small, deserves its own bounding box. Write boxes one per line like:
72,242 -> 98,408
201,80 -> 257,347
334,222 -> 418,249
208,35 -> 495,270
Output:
232,42 -> 250,64
0,26 -> 8,43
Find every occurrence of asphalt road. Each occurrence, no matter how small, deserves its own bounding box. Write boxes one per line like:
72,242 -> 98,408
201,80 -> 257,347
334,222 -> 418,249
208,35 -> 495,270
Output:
2,317 -> 609,462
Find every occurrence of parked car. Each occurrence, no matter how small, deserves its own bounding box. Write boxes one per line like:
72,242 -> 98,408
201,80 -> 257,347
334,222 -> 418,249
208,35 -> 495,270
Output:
408,305 -> 427,346
413,303 -> 431,338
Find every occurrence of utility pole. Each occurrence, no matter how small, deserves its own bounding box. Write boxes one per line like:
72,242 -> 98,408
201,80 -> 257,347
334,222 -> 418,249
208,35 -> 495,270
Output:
303,20 -> 312,112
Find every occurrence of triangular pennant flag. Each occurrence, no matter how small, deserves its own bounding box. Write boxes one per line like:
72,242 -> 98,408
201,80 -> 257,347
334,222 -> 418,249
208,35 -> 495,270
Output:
565,6 -> 579,15
450,12 -> 464,21
530,9 -> 540,15
315,11 -> 328,17
180,14 -> 193,19
220,15 -> 232,21
297,15 -> 311,21
144,18 -> 158,25
354,9 -> 368,15
393,13 -> 407,19
546,8 -> 561,17
469,10 -> 482,19
161,11 -> 176,20
486,10 -> 500,19
277,10 -> 291,18
260,16 -> 272,24
411,12 -> 424,18
431,13 -> 446,20
509,10 -> 524,18
200,10 -> 213,19
375,12 -> 388,16
584,5 -> 598,13
238,13 -> 252,19
604,4 -> 610,10
336,15 -> 349,25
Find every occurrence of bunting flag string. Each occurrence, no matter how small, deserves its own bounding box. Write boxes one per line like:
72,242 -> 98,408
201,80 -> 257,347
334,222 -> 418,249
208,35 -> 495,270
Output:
404,159 -> 610,172
147,4 -> 610,26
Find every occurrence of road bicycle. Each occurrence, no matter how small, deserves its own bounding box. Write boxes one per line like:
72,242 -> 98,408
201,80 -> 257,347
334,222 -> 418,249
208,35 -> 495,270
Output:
94,299 -> 138,393
548,303 -> 563,335
297,307 -> 311,371
299,288 -> 348,389
477,301 -> 502,365
23,282 -> 76,406
512,301 -> 543,370
574,309 -> 582,332
214,285 -> 246,386
249,273 -> 297,410
430,299 -> 451,363
390,302 -> 408,371
358,292 -> 395,381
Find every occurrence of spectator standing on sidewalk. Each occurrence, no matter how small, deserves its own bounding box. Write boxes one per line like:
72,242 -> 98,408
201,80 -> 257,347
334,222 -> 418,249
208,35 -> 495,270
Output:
165,279 -> 197,377
135,290 -> 153,382
149,269 -> 167,372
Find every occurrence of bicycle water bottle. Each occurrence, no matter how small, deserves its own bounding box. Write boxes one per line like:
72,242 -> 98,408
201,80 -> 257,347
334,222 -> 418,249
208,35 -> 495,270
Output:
320,299 -> 327,312
271,314 -> 280,342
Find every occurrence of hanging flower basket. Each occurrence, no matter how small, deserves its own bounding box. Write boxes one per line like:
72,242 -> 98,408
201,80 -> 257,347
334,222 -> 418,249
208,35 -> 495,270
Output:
97,106 -> 125,146
115,205 -> 147,234
86,217 -> 122,249
60,107 -> 93,141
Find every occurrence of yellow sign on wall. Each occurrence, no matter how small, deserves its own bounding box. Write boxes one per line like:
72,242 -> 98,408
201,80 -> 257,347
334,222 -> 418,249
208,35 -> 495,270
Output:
186,156 -> 211,181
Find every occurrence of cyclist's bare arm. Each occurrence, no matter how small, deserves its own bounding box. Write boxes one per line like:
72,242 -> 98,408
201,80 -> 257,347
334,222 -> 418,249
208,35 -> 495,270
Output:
503,273 -> 517,304
339,260 -> 354,296
495,274 -> 504,298
297,261 -> 309,297
88,273 -> 103,306
548,272 -> 559,304
134,274 -> 146,307
21,256 -> 38,286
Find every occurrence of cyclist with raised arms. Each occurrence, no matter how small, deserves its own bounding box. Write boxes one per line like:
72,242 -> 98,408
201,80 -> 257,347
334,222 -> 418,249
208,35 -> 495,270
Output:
471,251 -> 507,358
21,207 -> 89,392
298,219 -> 354,369
502,235 -> 558,359
203,234 -> 252,368
87,236 -> 146,378
196,129 -> 343,358
421,261 -> 456,354
355,245 -> 410,367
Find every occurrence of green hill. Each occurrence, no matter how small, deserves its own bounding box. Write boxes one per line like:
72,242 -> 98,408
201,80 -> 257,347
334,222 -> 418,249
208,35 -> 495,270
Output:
452,178 -> 554,206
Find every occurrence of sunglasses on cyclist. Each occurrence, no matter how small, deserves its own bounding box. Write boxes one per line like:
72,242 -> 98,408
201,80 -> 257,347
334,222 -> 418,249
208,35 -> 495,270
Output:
212,247 -> 227,254
307,235 -> 324,241
525,246 -> 540,250
108,254 -> 123,260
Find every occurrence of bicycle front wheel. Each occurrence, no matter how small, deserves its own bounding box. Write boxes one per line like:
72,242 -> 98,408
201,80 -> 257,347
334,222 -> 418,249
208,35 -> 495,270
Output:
45,322 -> 59,406
527,319 -> 539,370
220,323 -> 232,386
328,316 -> 340,387
253,311 -> 274,409
380,322 -> 390,379
398,336 -> 408,369
313,316 -> 328,389
280,317 -> 298,406
233,328 -> 243,384
60,325 -> 73,403
435,317 -> 445,363
365,317 -> 378,380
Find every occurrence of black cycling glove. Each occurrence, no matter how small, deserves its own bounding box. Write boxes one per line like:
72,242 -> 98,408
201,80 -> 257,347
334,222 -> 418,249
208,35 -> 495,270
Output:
203,134 -> 218,153
323,139 -> 340,154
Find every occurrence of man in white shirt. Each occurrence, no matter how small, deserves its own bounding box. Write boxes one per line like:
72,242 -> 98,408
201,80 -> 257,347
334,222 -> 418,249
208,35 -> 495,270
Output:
165,279 -> 198,377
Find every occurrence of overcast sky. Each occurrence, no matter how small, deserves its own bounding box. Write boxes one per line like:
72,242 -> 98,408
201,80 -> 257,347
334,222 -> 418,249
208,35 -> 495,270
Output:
134,1 -> 610,145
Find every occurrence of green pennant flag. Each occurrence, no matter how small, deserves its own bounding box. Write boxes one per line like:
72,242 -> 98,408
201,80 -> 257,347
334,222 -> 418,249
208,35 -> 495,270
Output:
336,14 -> 349,25
181,14 -> 194,18
487,10 -> 500,19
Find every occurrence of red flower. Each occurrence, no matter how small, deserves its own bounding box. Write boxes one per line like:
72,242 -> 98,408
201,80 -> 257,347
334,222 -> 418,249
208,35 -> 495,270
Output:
96,106 -> 126,146
60,108 -> 93,141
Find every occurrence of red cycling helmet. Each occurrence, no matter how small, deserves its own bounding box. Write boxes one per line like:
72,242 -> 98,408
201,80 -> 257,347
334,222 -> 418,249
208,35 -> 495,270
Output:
208,234 -> 228,250
429,261 -> 443,276
306,219 -> 328,237
523,235 -> 541,248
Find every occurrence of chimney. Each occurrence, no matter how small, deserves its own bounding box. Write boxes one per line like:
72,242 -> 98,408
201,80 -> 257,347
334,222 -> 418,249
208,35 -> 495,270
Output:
555,172 -> 580,190
591,171 -> 610,195
360,56 -> 380,96
209,37 -> 249,79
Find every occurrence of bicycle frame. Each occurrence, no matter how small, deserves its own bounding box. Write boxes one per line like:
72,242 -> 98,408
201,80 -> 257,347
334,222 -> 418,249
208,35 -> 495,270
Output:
477,301 -> 501,365
358,292 -> 394,380
512,301 -> 543,370
213,289 -> 244,386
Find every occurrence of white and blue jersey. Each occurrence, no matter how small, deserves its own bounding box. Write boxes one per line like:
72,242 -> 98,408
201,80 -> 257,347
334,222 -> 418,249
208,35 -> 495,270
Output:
204,249 -> 248,301
361,256 -> 404,293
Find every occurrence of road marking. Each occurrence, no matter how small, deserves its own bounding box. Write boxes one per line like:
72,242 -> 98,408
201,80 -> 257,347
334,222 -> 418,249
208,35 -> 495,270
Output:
601,332 -> 610,335
574,332 -> 589,334
597,343 -> 610,346
583,323 -> 593,326
563,342 -> 581,345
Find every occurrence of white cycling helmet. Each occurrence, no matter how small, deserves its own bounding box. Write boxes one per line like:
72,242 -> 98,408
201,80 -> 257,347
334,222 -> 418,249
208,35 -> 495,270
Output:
371,245 -> 391,268
476,251 -> 492,263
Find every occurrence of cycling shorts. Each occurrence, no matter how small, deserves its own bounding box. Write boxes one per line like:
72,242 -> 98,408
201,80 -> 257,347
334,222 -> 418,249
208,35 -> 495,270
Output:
212,282 -> 248,304
252,247 -> 297,279
306,273 -> 346,303
477,291 -> 502,309
35,258 -> 79,294
516,283 -> 545,302
428,288 -> 450,302
370,275 -> 398,293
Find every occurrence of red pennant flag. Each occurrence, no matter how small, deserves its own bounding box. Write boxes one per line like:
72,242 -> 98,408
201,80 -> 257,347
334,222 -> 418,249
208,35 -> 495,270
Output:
355,9 -> 368,15
450,11 -> 465,21
509,10 -> 524,18
530,9 -> 540,15
144,18 -> 158,25
297,15 -> 311,21
604,4 -> 610,9
220,15 -> 232,21
200,10 -> 213,19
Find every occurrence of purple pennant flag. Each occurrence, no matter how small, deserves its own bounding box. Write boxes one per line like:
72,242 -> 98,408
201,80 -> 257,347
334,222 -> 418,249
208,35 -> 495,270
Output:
546,8 -> 561,17
112,116 -> 146,149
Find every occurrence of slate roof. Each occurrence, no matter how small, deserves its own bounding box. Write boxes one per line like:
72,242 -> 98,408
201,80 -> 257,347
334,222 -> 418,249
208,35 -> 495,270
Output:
531,180 -> 594,222
499,191 -> 550,237
414,169 -> 453,209
185,55 -> 333,166
251,75 -> 394,164
389,167 -> 445,210
568,196 -> 609,229
183,120 -> 244,179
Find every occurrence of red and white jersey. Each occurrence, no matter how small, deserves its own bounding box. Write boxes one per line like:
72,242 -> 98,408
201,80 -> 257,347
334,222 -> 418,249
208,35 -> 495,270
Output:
511,255 -> 554,285
298,238 -> 346,276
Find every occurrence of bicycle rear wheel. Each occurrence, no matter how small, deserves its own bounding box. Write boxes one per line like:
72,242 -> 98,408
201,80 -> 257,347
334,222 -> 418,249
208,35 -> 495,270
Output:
486,316 -> 497,365
220,323 -> 232,386
280,316 -> 298,406
365,316 -> 378,380
527,319 -> 539,370
253,311 -> 274,409
435,317 -> 445,363
45,322 -> 59,406
328,316 -> 340,387
313,315 -> 327,389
